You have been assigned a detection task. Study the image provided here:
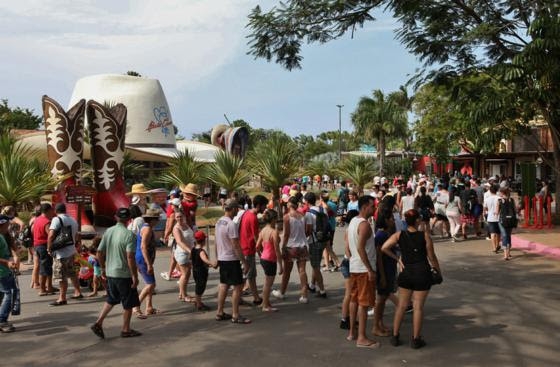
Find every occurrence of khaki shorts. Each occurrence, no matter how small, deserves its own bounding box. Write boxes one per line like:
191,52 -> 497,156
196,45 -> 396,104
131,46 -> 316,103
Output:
349,273 -> 375,307
53,256 -> 76,280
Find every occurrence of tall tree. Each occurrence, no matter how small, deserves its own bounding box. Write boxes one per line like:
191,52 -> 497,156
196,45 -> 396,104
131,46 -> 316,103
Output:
157,150 -> 206,188
351,89 -> 408,176
335,155 -> 376,195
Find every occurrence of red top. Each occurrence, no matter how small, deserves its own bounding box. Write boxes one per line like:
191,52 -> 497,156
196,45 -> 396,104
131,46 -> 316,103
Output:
33,214 -> 51,246
239,210 -> 258,256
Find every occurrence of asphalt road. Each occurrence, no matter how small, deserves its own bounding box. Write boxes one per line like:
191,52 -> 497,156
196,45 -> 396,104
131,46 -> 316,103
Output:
3,228 -> 560,367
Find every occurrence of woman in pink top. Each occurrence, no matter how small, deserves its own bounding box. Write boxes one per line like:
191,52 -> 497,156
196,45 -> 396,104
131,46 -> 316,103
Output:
256,209 -> 282,312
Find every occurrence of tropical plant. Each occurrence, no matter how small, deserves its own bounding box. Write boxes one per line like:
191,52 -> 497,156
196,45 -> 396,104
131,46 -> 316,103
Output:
351,89 -> 408,176
0,134 -> 56,206
0,99 -> 42,132
156,150 -> 204,189
205,150 -> 250,196
335,155 -> 376,194
248,133 -> 299,205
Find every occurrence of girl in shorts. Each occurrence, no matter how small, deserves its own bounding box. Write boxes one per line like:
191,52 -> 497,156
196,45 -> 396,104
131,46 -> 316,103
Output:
172,211 -> 194,302
256,209 -> 282,312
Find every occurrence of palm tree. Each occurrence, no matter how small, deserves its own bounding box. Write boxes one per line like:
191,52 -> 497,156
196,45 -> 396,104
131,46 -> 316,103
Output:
351,89 -> 408,176
205,150 -> 250,196
0,134 -> 56,206
335,155 -> 376,195
248,133 -> 299,208
157,150 -> 205,188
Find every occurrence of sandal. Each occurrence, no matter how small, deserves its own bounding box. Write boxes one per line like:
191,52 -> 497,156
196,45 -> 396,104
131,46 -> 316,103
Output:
90,323 -> 104,339
215,312 -> 232,321
231,316 -> 251,324
134,310 -> 147,319
146,308 -> 161,315
121,329 -> 142,338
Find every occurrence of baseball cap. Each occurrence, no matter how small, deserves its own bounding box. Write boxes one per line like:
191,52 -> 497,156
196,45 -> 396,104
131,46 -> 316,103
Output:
194,230 -> 206,242
0,215 -> 10,225
116,208 -> 131,219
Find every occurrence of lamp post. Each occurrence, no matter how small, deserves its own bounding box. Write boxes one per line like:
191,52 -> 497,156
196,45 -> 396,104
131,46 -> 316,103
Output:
336,104 -> 343,161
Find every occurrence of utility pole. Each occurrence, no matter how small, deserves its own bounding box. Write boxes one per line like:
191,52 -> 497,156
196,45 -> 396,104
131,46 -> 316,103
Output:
336,104 -> 343,161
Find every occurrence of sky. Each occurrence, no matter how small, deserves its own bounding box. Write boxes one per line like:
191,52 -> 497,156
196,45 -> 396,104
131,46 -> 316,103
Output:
0,0 -> 421,140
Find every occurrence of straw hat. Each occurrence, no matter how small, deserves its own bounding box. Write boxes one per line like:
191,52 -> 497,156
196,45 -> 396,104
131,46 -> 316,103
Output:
142,208 -> 161,219
180,183 -> 200,197
126,183 -> 149,196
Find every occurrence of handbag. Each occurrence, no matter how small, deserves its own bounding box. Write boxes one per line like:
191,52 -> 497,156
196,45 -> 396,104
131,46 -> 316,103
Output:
430,267 -> 443,285
51,216 -> 74,251
11,271 -> 21,316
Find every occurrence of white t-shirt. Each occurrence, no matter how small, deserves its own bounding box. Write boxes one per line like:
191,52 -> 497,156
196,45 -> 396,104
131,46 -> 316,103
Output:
484,194 -> 500,222
401,195 -> 415,214
348,217 -> 376,273
50,214 -> 78,259
215,216 -> 239,261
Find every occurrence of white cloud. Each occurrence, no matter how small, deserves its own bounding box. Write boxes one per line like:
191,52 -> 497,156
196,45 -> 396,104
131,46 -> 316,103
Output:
0,0 -> 254,94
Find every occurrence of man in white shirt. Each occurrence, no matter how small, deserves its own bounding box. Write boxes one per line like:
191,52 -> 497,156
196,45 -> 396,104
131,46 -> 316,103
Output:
47,203 -> 82,306
215,199 -> 250,324
347,195 -> 379,348
483,185 -> 501,253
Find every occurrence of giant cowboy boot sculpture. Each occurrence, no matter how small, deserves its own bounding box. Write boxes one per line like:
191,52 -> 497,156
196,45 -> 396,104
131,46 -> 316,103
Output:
42,95 -> 94,231
86,100 -> 130,226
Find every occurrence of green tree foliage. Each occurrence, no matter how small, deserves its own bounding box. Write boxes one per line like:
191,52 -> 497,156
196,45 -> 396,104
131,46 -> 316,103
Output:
0,134 -> 55,206
351,89 -> 408,176
126,71 -> 142,77
248,132 -> 299,208
335,155 -> 376,194
192,129 -> 212,144
0,99 -> 42,131
205,150 -> 250,196
156,150 -> 205,188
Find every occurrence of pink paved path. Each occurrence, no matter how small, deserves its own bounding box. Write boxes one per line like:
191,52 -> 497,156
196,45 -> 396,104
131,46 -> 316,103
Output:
512,228 -> 560,259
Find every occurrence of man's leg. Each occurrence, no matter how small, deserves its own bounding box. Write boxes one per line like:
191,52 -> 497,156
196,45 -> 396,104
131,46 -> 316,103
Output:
122,308 -> 133,333
280,260 -> 293,294
95,302 -> 114,326
70,275 -> 82,297
57,279 -> 68,302
216,283 -> 228,316
231,284 -> 242,319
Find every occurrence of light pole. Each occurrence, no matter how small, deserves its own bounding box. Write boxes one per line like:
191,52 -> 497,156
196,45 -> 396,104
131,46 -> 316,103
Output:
336,104 -> 343,161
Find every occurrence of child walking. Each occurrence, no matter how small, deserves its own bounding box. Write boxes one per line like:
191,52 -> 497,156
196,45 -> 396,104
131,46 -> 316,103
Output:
256,209 -> 283,312
190,230 -> 216,311
87,237 -> 106,297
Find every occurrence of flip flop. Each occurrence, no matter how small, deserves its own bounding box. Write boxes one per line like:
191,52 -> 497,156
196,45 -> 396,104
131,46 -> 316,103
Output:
231,316 -> 251,324
262,307 -> 278,313
215,313 -> 232,321
134,310 -> 147,320
71,294 -> 84,300
121,329 -> 142,338
357,341 -> 381,349
90,323 -> 104,339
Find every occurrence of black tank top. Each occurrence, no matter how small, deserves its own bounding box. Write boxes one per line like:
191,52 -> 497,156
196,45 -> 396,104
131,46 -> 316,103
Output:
190,247 -> 207,270
399,230 -> 428,265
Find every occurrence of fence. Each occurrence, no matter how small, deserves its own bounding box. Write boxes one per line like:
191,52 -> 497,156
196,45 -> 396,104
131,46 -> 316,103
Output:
520,195 -> 554,229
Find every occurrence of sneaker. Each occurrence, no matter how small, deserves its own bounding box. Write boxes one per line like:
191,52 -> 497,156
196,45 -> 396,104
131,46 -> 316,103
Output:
390,334 -> 401,347
271,289 -> 285,300
0,322 -> 15,333
411,337 -> 427,349
367,308 -> 375,317
339,318 -> 349,330
307,284 -> 316,293
298,296 -> 308,304
485,237 -> 491,241
160,272 -> 170,281
316,290 -> 327,298
451,236 -> 456,242
321,266 -> 330,272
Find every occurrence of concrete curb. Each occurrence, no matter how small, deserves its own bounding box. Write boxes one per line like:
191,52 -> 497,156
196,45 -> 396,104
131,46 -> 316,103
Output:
511,234 -> 560,260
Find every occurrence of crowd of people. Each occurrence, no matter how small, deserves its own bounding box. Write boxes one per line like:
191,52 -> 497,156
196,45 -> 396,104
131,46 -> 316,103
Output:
0,171 -> 538,348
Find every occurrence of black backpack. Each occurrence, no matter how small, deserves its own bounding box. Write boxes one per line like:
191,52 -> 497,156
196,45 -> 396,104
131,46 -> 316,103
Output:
309,208 -> 331,243
17,225 -> 33,248
462,189 -> 477,214
339,188 -> 349,206
499,198 -> 518,228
